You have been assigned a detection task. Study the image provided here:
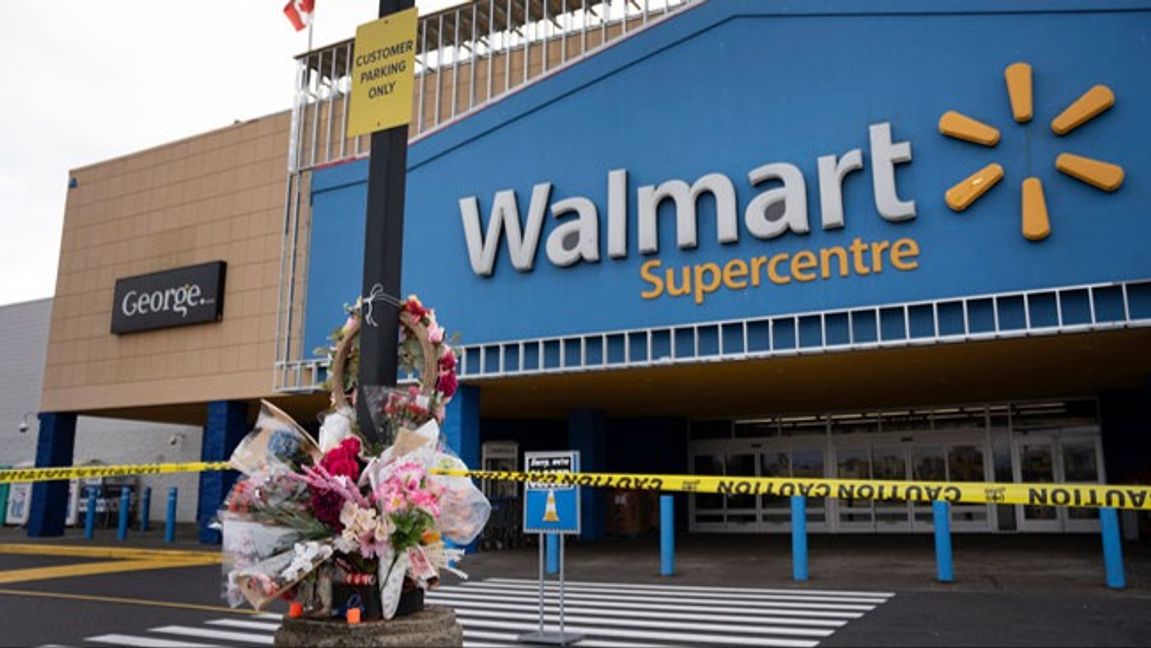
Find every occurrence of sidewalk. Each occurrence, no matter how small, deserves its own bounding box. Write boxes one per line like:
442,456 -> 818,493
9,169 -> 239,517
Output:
4,525 -> 1147,595
458,533 -> 1151,596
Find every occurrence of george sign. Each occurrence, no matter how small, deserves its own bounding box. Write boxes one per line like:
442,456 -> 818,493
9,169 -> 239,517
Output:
111,261 -> 226,334
523,451 -> 581,534
347,7 -> 419,139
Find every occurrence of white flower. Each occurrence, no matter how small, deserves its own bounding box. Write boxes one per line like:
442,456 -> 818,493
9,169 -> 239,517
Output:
318,406 -> 356,453
280,541 -> 333,583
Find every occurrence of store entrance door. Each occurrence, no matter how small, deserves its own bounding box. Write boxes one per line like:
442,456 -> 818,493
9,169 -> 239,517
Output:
760,441 -> 829,532
1014,429 -> 1104,532
832,434 -> 991,533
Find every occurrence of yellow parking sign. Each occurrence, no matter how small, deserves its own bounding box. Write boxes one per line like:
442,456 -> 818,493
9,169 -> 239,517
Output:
347,7 -> 418,138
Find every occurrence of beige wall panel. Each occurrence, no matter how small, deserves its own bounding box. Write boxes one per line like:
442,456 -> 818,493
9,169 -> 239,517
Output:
42,112 -> 291,414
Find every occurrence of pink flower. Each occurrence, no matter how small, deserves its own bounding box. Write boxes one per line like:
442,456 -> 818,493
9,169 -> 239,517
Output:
428,322 -> 445,344
394,462 -> 426,491
410,489 -> 441,517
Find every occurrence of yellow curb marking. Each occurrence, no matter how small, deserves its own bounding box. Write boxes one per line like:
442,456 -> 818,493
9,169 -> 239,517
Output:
0,557 -> 219,585
0,588 -> 260,616
0,543 -> 219,562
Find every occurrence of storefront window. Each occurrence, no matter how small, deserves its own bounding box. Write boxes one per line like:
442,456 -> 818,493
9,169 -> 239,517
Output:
872,446 -> 907,480
760,451 -> 789,520
1012,400 -> 1098,431
989,425 -> 1017,531
1063,439 -> 1100,521
948,446 -> 985,481
734,420 -> 776,438
693,454 -> 724,521
1020,443 -> 1058,521
933,407 -> 987,434
830,413 -> 880,436
690,420 -> 732,440
880,411 -> 931,434
779,416 -> 827,437
689,400 -> 1103,534
913,447 -> 946,481
725,453 -> 757,524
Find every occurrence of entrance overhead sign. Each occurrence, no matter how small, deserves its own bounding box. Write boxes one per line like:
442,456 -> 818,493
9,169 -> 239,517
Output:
347,7 -> 418,138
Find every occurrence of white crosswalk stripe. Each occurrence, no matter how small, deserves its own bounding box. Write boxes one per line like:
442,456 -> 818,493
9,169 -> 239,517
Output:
426,577 -> 893,647
79,578 -> 891,647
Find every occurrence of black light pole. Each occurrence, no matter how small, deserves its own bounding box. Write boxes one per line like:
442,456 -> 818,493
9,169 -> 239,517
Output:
357,0 -> 417,446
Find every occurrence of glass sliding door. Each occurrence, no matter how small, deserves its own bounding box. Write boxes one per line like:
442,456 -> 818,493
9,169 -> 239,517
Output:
1015,429 -> 1104,532
793,446 -> 829,530
911,445 -> 946,531
759,443 -> 828,531
724,451 -> 759,531
836,444 -> 874,531
759,448 -> 791,528
689,450 -> 725,530
947,444 -> 990,530
872,444 -> 911,531
1015,438 -> 1061,532
1060,433 -> 1102,532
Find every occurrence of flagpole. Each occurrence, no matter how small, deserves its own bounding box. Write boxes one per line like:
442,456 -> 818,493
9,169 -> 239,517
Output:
307,3 -> 314,51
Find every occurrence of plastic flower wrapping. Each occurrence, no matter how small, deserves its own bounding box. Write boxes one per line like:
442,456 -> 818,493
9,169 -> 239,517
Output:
220,296 -> 490,620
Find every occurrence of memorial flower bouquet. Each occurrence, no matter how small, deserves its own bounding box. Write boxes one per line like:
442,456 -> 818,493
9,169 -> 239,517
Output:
220,296 -> 489,621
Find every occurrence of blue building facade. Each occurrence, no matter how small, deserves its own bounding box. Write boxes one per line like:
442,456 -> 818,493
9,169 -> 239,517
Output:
303,1 -> 1151,536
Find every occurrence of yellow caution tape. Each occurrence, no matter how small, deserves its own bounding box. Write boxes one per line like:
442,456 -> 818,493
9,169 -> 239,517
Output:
432,469 -> 1151,511
6,463 -> 1148,511
0,462 -> 232,484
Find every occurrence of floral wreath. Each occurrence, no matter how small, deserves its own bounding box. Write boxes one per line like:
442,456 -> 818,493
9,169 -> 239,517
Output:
322,294 -> 459,446
222,294 -> 486,623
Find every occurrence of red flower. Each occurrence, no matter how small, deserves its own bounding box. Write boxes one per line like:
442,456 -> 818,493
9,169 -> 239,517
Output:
437,371 -> 458,398
310,489 -> 345,531
438,351 -> 456,371
403,297 -> 428,320
320,437 -> 361,482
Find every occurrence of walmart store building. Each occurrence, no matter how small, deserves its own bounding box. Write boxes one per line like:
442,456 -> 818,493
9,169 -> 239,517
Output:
26,1 -> 1151,542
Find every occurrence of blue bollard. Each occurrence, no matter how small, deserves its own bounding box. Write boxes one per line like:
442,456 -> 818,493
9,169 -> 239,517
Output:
791,496 -> 808,582
139,487 -> 152,532
165,487 -> 178,543
660,495 -> 675,576
1100,507 -> 1126,589
84,487 -> 97,540
117,489 -> 131,541
933,500 -> 954,583
546,533 -> 559,575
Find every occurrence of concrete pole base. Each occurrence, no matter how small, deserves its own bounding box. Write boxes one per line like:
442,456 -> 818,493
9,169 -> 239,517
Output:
273,605 -> 463,647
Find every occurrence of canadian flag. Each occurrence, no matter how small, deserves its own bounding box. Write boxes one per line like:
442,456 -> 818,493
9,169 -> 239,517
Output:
283,0 -> 315,32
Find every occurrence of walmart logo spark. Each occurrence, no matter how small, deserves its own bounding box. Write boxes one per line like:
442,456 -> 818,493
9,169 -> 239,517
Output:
939,62 -> 1125,241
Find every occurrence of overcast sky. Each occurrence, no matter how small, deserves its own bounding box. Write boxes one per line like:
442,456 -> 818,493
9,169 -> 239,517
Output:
0,0 -> 459,307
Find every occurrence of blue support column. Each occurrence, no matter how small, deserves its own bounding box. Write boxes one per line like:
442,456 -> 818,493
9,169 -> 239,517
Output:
442,385 -> 481,469
933,501 -> 955,583
165,487 -> 178,543
139,487 -> 152,532
569,409 -> 606,542
660,495 -> 675,576
117,489 -> 131,541
1100,507 -> 1126,589
84,487 -> 97,540
791,496 -> 809,582
27,412 -> 77,537
443,386 -> 481,554
197,401 -> 249,544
